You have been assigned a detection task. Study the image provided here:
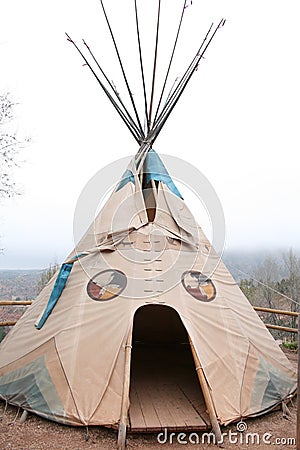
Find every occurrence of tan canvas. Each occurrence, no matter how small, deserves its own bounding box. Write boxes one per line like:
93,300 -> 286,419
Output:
0,153 -> 296,430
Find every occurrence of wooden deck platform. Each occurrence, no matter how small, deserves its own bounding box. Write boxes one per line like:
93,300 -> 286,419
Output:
129,345 -> 210,432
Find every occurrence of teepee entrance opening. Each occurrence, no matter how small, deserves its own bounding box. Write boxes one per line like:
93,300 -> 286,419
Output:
129,305 -> 210,432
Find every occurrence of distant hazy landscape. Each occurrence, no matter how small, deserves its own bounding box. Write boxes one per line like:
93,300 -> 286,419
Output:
0,269 -> 42,300
0,249 -> 297,300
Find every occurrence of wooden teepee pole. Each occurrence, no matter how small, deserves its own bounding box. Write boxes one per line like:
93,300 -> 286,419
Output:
19,409 -> 28,423
188,335 -> 223,446
117,323 -> 133,450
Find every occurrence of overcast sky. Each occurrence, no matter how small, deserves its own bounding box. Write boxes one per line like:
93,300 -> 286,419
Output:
1,0 -> 299,269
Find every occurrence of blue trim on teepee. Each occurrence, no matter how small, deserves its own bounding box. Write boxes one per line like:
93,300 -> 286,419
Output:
116,169 -> 135,191
116,149 -> 182,198
36,254 -> 84,330
144,149 -> 183,198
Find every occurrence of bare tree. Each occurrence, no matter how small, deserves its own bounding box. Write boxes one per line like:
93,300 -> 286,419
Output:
37,263 -> 60,294
254,256 -> 280,326
0,93 -> 30,251
0,93 -> 28,199
279,249 -> 300,333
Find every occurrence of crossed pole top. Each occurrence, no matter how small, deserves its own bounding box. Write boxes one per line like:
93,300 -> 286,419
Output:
66,0 -> 225,151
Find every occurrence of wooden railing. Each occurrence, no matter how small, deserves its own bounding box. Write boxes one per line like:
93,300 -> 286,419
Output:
0,301 -> 33,306
0,301 -> 299,333
0,300 -> 33,327
253,306 -> 298,334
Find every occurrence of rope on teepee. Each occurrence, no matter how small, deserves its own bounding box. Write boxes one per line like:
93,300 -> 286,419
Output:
9,406 -> 20,424
227,263 -> 300,307
0,399 -> 8,420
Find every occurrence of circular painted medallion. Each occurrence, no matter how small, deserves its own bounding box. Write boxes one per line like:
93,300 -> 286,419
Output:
182,271 -> 216,302
87,269 -> 127,301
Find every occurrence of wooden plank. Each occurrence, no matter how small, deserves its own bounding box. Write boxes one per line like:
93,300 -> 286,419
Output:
153,384 -> 205,431
160,384 -> 186,430
180,378 -> 205,411
129,385 -> 147,432
179,382 -> 210,427
161,383 -> 207,430
147,382 -> 179,431
129,345 -> 210,433
131,379 -> 161,432
173,358 -> 207,414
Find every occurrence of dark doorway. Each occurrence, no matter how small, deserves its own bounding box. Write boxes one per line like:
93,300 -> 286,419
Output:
129,305 -> 210,432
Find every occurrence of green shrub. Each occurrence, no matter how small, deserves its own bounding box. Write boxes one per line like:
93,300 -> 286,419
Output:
0,328 -> 7,343
282,341 -> 298,351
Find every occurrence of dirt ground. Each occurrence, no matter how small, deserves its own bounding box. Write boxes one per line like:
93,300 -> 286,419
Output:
0,350 -> 297,450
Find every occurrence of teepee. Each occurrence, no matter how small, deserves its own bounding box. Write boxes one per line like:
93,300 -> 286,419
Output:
0,2 -> 296,449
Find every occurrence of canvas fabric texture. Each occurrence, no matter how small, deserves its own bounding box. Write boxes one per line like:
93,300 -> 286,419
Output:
0,152 -> 296,427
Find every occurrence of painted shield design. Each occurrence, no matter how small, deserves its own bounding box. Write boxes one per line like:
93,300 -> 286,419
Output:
87,269 -> 127,301
182,271 -> 216,302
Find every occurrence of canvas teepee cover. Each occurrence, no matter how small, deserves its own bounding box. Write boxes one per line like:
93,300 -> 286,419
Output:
0,148 -> 296,429
0,3 -> 296,444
